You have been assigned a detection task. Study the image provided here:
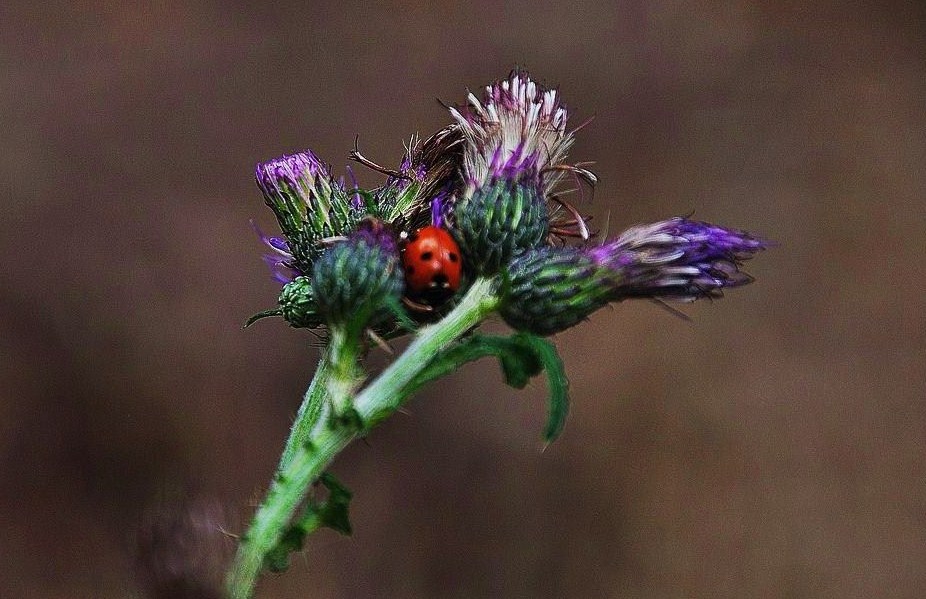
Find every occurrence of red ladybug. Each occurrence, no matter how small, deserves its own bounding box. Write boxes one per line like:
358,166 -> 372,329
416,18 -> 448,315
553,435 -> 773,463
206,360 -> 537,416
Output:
401,225 -> 462,305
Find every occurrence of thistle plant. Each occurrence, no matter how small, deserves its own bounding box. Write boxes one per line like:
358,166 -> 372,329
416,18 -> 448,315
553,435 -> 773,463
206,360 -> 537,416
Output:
229,71 -> 768,598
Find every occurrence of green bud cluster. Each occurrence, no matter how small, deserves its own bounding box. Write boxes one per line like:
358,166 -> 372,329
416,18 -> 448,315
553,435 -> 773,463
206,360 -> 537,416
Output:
501,247 -> 614,336
278,276 -> 323,329
453,178 -> 548,274
310,225 -> 404,331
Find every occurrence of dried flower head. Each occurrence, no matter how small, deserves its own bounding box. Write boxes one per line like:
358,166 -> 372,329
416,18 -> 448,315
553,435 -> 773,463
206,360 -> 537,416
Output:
358,125 -> 465,232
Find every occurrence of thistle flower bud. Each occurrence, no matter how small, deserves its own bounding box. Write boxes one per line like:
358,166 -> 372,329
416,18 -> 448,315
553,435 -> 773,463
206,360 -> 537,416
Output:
278,276 -> 323,329
255,151 -> 360,275
501,247 -> 612,335
310,220 -> 404,330
454,174 -> 548,273
502,218 -> 767,336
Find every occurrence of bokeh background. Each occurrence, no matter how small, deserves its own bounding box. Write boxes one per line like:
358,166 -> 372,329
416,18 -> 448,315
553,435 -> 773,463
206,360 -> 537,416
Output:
2,1 -> 925,597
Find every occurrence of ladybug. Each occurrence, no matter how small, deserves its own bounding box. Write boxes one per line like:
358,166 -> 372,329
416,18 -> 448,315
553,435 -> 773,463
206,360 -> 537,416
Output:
401,225 -> 462,306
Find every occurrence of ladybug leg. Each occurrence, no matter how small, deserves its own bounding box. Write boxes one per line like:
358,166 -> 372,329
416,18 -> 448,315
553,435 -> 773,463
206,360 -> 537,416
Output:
402,297 -> 434,313
366,328 -> 394,354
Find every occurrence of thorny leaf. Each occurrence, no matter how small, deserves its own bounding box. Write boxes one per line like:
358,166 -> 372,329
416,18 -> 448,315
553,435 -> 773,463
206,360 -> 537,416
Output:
263,473 -> 353,573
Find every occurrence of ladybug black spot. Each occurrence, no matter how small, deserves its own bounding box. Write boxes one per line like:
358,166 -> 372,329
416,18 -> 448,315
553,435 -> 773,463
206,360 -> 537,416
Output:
448,252 -> 459,262
405,265 -> 415,275
420,251 -> 433,261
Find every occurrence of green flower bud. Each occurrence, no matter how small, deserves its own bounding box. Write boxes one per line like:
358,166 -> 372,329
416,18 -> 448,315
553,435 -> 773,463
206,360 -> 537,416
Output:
278,276 -> 323,329
454,177 -> 548,274
310,222 -> 404,330
501,247 -> 612,336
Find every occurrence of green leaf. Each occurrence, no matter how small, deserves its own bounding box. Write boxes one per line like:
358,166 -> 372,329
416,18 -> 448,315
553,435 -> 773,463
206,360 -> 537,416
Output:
317,473 -> 353,535
263,516 -> 317,573
243,308 -> 283,327
262,473 -> 353,573
403,333 -> 569,442
513,333 -> 570,443
496,337 -> 542,389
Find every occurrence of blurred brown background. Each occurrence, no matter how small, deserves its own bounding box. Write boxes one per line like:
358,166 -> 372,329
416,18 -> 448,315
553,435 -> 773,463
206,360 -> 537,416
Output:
2,1 -> 925,597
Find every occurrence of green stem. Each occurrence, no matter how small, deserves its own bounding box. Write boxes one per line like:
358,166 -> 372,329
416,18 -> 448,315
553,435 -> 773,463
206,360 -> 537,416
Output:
325,326 -> 363,416
280,327 -> 362,470
227,427 -> 354,599
353,277 -> 499,425
226,277 -> 499,599
279,351 -> 331,470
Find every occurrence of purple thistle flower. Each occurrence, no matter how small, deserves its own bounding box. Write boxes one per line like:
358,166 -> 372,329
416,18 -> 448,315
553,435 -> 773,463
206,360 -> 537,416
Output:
501,217 -> 767,335
254,150 -> 360,278
589,217 -> 766,302
447,71 -> 597,253
449,70 -> 578,199
252,222 -> 301,284
255,151 -> 331,221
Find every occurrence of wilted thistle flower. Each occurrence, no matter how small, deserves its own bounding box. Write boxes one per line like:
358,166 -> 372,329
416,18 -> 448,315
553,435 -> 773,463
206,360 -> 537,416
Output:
450,71 -> 591,273
359,125 -> 465,232
255,151 -> 362,277
501,218 -> 767,336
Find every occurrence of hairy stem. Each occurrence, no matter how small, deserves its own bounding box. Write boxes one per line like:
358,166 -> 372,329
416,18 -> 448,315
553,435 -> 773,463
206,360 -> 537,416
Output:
227,277 -> 499,599
353,277 -> 500,425
325,326 -> 363,417
278,352 -> 331,470
227,427 -> 354,599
